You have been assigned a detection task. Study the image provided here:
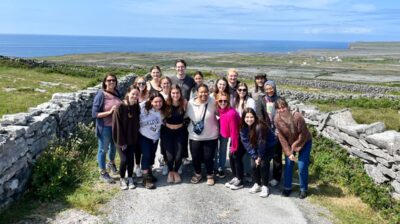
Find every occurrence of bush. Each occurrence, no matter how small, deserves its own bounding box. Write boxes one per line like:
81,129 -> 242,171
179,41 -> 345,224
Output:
30,124 -> 97,200
310,127 -> 400,223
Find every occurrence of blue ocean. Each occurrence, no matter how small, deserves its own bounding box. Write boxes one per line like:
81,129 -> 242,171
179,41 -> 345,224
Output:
0,34 -> 349,58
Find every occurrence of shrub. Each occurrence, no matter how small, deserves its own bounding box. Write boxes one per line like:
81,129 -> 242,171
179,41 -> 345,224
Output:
310,127 -> 400,223
30,124 -> 97,200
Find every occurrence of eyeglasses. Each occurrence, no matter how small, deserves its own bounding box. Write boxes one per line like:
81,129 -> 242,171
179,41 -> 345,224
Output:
137,82 -> 146,86
106,79 -> 116,83
237,88 -> 247,92
218,100 -> 228,104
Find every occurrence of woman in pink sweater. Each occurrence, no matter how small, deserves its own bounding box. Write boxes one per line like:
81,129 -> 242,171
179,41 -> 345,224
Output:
216,92 -> 243,190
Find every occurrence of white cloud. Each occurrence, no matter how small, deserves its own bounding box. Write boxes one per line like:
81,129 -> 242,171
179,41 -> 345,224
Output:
352,3 -> 376,13
304,27 -> 372,34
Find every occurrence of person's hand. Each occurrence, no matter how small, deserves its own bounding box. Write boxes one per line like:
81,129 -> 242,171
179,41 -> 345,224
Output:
121,145 -> 127,151
255,157 -> 261,166
109,105 -> 117,115
289,154 -> 297,161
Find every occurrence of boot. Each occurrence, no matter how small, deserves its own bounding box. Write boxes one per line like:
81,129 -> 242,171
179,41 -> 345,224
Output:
143,173 -> 156,189
149,170 -> 158,182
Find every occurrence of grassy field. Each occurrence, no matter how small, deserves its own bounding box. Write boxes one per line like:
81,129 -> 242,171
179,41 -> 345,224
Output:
311,98 -> 400,131
0,66 -> 92,116
0,57 -> 146,117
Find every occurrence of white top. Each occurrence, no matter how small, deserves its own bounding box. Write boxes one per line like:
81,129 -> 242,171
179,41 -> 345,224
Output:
139,105 -> 164,141
235,97 -> 256,117
186,97 -> 219,141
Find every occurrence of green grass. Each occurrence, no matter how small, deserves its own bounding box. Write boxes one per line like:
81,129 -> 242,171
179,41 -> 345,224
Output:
310,98 -> 400,131
0,66 -> 93,116
0,57 -> 147,116
0,125 -> 119,223
308,128 -> 400,223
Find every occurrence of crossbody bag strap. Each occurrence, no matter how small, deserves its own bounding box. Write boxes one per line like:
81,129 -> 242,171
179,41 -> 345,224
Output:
201,103 -> 208,122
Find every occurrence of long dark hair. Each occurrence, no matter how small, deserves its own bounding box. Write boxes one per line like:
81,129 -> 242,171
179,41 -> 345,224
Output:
165,84 -> 185,117
124,85 -> 140,104
233,83 -> 249,110
145,91 -> 165,114
240,108 -> 268,148
102,73 -> 118,90
213,77 -> 230,95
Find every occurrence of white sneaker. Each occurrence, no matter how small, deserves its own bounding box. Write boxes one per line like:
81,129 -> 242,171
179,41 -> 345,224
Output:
230,179 -> 243,190
269,179 -> 279,187
260,185 -> 269,198
178,165 -> 183,174
225,177 -> 237,188
120,178 -> 128,190
135,166 -> 142,178
127,177 -> 136,189
162,165 -> 168,176
249,183 -> 261,194
182,158 -> 191,165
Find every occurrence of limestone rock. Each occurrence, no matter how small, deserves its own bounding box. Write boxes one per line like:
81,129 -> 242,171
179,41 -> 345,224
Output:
349,147 -> 376,164
364,164 -> 389,184
326,109 -> 357,128
366,131 -> 400,155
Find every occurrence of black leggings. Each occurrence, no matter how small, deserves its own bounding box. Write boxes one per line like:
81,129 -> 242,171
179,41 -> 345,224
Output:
190,139 -> 218,175
251,156 -> 272,186
117,144 -> 136,178
163,126 -> 185,172
272,140 -> 283,181
229,142 -> 245,180
135,144 -> 142,166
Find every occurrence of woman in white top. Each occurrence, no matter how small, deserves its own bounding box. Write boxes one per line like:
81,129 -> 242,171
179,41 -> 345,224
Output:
233,83 -> 256,116
138,92 -> 165,189
232,82 -> 256,181
186,84 -> 219,186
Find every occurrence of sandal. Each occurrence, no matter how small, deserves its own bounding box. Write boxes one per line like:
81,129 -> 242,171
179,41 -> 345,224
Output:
190,173 -> 202,184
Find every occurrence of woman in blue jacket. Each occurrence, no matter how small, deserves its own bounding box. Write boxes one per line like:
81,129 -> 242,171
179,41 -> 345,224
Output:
92,74 -> 122,184
240,108 -> 276,198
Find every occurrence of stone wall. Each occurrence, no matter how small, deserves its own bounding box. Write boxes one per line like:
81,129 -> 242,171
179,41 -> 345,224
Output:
279,89 -> 400,101
0,74 -> 136,210
283,96 -> 400,199
275,78 -> 400,95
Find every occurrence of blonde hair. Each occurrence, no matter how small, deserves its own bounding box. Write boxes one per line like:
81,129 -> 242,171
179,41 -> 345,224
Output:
227,68 -> 238,76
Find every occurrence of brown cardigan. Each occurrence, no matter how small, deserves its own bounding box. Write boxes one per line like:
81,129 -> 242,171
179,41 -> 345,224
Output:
112,103 -> 140,146
274,111 -> 312,156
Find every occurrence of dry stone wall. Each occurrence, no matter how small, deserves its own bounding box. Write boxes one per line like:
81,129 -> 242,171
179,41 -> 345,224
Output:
0,74 -> 136,210
283,96 -> 400,199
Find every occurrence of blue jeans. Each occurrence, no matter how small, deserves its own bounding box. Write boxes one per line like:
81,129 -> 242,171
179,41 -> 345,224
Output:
139,133 -> 159,170
284,140 -> 312,192
214,135 -> 228,171
97,126 -> 116,170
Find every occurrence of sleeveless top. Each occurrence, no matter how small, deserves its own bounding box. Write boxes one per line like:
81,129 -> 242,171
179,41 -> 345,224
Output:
165,105 -> 185,125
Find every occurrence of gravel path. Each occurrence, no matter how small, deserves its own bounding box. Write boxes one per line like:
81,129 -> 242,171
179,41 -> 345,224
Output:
100,163 -> 332,224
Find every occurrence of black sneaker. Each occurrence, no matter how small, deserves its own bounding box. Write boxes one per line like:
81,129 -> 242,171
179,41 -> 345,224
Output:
100,171 -> 115,184
216,170 -> 226,179
299,191 -> 308,199
107,162 -> 119,175
282,189 -> 292,197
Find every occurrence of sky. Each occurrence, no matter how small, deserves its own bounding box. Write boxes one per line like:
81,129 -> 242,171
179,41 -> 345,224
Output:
0,0 -> 399,42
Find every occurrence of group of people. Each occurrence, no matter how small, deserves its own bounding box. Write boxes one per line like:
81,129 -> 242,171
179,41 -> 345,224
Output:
91,59 -> 312,199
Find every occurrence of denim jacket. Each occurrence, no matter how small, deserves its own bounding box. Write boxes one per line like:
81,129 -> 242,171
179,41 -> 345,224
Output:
92,89 -> 121,138
240,124 -> 276,160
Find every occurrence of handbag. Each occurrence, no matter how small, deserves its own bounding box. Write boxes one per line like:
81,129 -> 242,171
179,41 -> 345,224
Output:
192,103 -> 208,135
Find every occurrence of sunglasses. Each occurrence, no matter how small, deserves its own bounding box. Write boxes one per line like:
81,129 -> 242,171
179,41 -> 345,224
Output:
106,79 -> 116,83
137,82 -> 146,86
218,100 -> 228,104
237,88 -> 247,92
